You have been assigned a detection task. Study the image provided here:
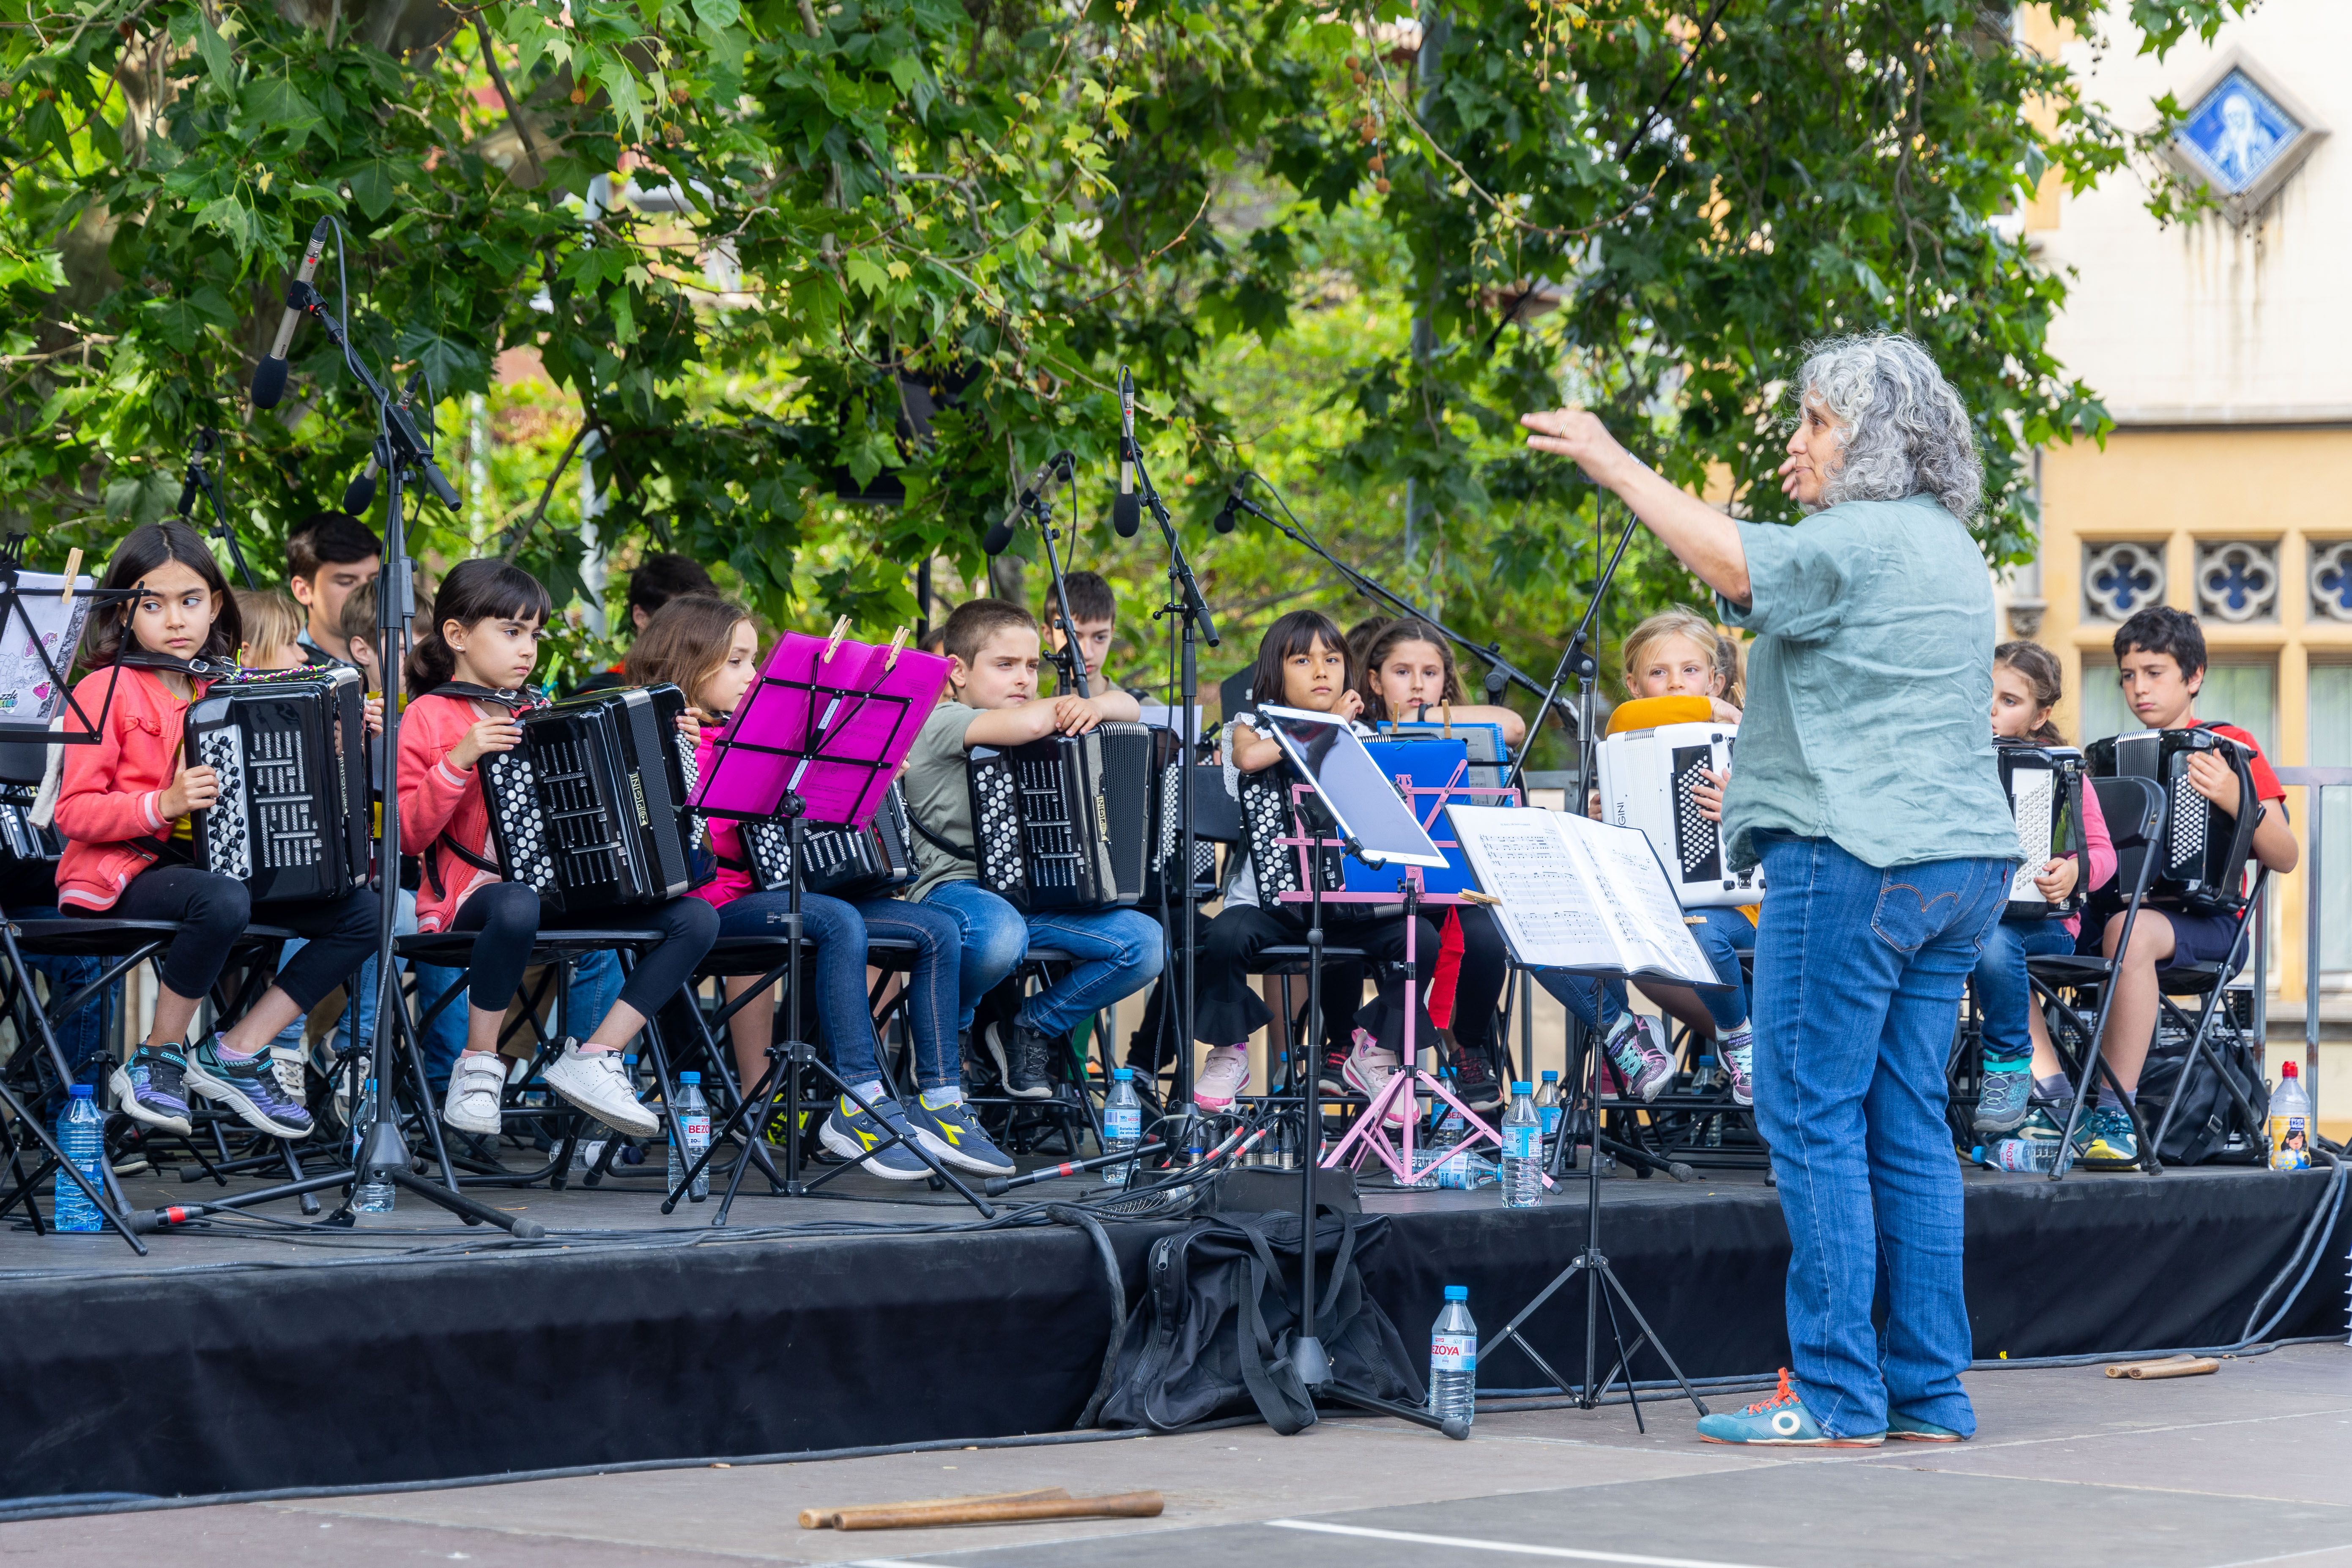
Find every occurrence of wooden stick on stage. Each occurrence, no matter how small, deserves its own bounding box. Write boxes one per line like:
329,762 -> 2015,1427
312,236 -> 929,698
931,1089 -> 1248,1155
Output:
799,1489 -> 1066,1529
822,1490 -> 1165,1531
2104,1354 -> 2220,1380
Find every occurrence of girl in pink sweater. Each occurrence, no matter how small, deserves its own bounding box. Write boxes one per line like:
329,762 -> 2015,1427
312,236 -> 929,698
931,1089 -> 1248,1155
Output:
60,522 -> 377,1143
396,561 -> 715,1140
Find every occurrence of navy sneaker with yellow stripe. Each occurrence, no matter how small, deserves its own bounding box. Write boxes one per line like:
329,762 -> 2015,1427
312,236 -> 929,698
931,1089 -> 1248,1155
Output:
819,1093 -> 931,1180
1695,1369 -> 1885,1447
2075,1104 -> 2141,1168
904,1092 -> 1013,1176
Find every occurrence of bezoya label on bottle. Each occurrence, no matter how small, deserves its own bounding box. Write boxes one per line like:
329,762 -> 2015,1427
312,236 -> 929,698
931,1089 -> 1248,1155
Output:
1503,1123 -> 1539,1159
2268,1112 -> 2310,1170
1106,1106 -> 1142,1140
1432,1332 -> 1477,1372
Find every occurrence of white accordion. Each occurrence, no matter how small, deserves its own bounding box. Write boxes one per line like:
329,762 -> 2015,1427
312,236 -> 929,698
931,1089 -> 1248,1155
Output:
1596,701 -> 1761,909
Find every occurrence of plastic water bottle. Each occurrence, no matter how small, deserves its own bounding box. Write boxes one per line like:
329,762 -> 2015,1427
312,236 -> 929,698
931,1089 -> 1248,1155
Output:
668,1072 -> 711,1201
1429,1284 -> 1477,1427
2269,1060 -> 2313,1171
1413,1105 -> 1465,1188
1437,1151 -> 1499,1189
1103,1067 -> 1142,1183
1500,1081 -> 1542,1208
53,1084 -> 105,1234
1988,1137 -> 2056,1173
353,1078 -> 396,1214
1535,1071 -> 1561,1148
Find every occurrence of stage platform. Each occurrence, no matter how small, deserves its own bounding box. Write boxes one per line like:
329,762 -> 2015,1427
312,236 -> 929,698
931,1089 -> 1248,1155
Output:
1,1153 -> 2343,1508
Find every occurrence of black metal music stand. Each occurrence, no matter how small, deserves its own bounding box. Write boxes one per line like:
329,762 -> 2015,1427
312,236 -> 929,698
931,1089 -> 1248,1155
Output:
668,632 -> 992,1223
173,428 -> 258,591
130,229 -> 542,1237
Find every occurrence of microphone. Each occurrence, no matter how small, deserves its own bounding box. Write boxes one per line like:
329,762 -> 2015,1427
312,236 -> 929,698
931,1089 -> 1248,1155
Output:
342,453 -> 381,516
985,451 -> 1072,555
251,216 -> 332,410
1112,368 -> 1141,538
1213,482 -> 1243,534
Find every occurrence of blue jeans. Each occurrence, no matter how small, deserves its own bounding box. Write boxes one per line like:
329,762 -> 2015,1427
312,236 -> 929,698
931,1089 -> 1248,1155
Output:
716,892 -> 962,1090
1535,971 -> 1627,1034
1753,834 -> 2010,1440
16,909 -> 111,1088
1973,918 -> 2075,1065
1017,906 -> 1165,1039
917,881 -> 1031,1032
1687,906 -> 1757,1033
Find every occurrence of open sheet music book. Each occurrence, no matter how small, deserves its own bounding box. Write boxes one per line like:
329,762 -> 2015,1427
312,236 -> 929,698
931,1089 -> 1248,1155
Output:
1443,805 -> 1719,985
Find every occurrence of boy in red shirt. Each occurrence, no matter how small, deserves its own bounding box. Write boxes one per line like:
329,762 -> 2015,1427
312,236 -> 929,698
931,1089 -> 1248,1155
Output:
2070,606 -> 2297,1166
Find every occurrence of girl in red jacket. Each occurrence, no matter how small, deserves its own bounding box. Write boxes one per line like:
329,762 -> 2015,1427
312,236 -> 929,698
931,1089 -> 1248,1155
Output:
60,522 -> 377,1142
396,560 -> 715,1140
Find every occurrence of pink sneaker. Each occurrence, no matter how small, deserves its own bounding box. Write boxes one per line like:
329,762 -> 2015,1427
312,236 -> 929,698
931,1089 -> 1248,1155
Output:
1342,1029 -> 1411,1125
1194,1045 -> 1250,1110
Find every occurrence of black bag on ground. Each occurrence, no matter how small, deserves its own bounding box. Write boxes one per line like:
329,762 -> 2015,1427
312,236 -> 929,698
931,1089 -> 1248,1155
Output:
2136,1027 -> 2269,1166
1096,1204 -> 1423,1434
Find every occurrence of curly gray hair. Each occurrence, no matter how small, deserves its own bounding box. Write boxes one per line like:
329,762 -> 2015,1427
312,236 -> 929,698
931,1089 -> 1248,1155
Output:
1794,334 -> 1982,521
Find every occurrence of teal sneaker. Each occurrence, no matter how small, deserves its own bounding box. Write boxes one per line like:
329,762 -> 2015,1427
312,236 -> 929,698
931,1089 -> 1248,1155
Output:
1887,1411 -> 1966,1442
1972,1056 -> 2034,1134
1695,1369 -> 1884,1447
184,1034 -> 314,1140
2075,1104 -> 2141,1169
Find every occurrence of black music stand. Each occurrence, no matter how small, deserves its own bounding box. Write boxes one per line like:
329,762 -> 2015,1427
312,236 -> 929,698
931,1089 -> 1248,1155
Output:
669,630 -> 992,1223
0,545 -> 150,1251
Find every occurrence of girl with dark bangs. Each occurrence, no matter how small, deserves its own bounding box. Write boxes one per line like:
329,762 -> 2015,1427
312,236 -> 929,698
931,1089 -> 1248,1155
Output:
59,522 -> 378,1144
397,559 -> 716,1142
1185,610 -> 1439,1120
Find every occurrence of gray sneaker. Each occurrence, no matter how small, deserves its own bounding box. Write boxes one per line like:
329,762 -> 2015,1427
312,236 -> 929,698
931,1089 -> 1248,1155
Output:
819,1094 -> 932,1179
1973,1057 -> 2035,1134
903,1094 -> 1014,1176
184,1035 -> 314,1140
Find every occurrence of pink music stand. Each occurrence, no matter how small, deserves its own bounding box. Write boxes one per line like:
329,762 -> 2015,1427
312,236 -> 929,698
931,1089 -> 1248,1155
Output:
692,630 -> 949,825
1278,768 -> 1536,1187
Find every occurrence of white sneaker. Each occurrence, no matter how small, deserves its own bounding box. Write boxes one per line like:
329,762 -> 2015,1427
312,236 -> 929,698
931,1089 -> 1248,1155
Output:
1342,1029 -> 1411,1126
269,1044 -> 307,1100
443,1052 -> 508,1135
1194,1046 -> 1250,1111
542,1042 -> 660,1137
333,1052 -> 372,1128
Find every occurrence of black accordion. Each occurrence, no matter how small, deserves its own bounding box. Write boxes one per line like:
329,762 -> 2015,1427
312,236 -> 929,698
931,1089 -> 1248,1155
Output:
186,667 -> 371,905
1994,739 -> 2089,921
740,784 -> 915,900
1236,766 -> 1342,902
968,722 -> 1155,911
2086,726 -> 2260,916
479,685 -> 697,914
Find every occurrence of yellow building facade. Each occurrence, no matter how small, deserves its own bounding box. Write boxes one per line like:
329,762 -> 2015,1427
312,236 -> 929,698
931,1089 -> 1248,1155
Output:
2018,5 -> 2351,1131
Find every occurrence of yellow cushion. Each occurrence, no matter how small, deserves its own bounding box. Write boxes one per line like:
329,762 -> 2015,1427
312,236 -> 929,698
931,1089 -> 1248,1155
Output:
1605,695 -> 1715,735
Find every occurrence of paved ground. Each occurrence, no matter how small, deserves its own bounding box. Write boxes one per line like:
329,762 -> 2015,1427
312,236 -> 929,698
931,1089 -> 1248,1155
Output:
8,1342 -> 2348,1566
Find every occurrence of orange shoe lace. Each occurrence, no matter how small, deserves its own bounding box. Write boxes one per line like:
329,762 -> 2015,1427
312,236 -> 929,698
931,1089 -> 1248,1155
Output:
1742,1367 -> 1799,1417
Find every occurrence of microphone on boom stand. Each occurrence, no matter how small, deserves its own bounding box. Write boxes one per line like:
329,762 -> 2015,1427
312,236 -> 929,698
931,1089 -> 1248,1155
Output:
250,216 -> 333,411
984,450 -> 1074,554
1112,368 -> 1142,539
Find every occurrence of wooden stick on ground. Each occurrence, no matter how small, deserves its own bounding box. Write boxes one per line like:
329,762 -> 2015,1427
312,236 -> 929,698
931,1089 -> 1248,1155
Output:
800,1489 -> 1067,1530
2104,1354 -> 2220,1380
832,1490 -> 1165,1531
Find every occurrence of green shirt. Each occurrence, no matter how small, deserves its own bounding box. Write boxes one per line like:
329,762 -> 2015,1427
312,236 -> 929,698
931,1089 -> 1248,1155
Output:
904,698 -> 980,901
1716,493 -> 2017,871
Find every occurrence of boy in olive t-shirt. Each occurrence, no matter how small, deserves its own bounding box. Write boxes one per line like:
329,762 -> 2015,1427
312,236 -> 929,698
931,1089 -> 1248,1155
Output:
904,599 -> 1166,1100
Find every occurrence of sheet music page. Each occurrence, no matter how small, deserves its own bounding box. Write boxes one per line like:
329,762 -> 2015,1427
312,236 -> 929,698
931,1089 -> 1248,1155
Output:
0,573 -> 92,724
1553,810 -> 1717,984
1443,806 -> 1616,969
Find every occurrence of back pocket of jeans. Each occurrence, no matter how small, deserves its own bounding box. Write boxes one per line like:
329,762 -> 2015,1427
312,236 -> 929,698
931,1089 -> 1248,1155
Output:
1872,874 -> 1965,954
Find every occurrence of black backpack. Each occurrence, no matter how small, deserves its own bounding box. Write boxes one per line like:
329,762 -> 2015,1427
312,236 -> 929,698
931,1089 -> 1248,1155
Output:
1095,1205 -> 1423,1434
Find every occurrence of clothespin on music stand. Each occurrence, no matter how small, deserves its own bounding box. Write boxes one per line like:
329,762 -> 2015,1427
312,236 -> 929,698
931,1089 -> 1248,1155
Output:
60,549 -> 81,605
1458,888 -> 1501,906
821,615 -> 852,664
882,626 -> 910,669
1440,701 -> 1452,737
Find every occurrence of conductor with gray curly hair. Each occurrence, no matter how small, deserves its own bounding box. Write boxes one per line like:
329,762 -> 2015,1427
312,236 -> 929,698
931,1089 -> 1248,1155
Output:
1523,334 -> 2017,1449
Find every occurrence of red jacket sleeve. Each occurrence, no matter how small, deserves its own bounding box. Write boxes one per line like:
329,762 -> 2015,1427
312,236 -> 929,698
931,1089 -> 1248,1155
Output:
52,674 -> 167,846
397,699 -> 477,847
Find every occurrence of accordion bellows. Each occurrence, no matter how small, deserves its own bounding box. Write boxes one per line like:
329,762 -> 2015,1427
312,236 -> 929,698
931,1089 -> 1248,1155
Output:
187,666 -> 370,904
480,685 -> 696,914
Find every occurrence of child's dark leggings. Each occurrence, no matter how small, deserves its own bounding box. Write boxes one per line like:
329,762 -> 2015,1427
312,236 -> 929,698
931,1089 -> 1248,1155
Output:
447,883 -> 720,1023
114,865 -> 378,1011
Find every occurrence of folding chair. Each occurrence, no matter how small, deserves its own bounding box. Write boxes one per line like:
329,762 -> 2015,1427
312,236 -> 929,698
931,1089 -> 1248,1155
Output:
2026,775 -> 2173,1178
391,928 -> 695,1191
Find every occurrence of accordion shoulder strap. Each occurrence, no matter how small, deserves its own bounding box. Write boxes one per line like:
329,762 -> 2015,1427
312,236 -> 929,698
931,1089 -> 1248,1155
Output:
907,813 -> 975,863
427,681 -> 535,710
424,832 -> 503,898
